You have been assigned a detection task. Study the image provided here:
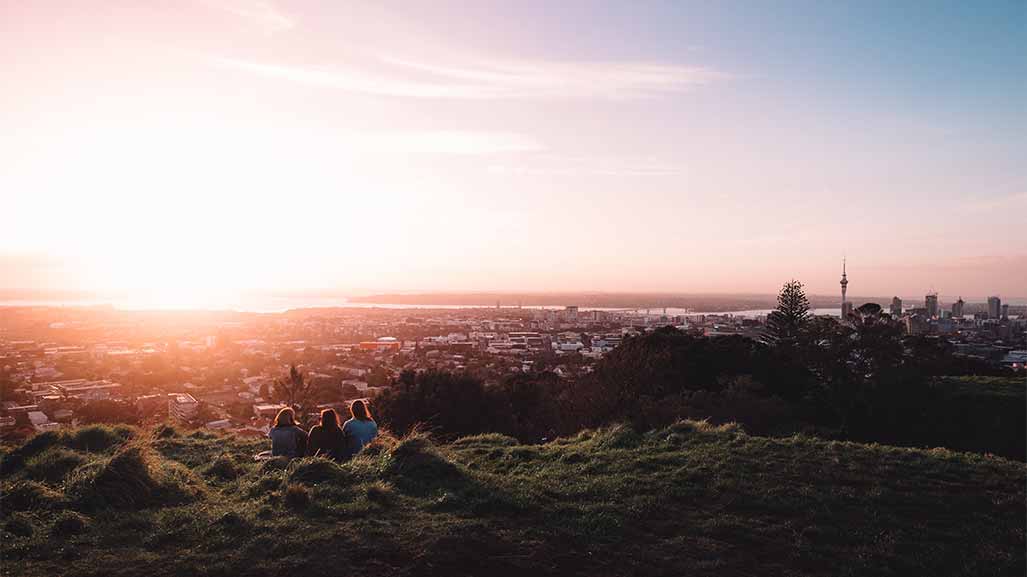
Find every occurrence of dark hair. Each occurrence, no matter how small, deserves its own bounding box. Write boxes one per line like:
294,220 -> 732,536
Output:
320,408 -> 339,429
350,399 -> 373,422
273,407 -> 295,428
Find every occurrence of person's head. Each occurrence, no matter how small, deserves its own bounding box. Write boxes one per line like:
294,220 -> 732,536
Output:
350,399 -> 372,421
320,408 -> 339,429
273,407 -> 295,427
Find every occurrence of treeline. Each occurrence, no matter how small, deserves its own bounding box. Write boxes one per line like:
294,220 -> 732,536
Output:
377,282 -> 1024,460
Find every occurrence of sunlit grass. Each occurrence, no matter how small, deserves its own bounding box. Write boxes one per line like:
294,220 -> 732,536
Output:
1,422 -> 1024,576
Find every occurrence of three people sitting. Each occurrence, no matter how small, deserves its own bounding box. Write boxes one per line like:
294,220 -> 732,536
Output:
268,400 -> 378,461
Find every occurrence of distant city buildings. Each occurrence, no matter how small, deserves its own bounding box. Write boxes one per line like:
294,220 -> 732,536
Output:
0,282 -> 1022,438
925,293 -> 939,319
952,297 -> 964,319
169,393 -> 199,422
988,296 -> 1002,319
358,337 -> 402,352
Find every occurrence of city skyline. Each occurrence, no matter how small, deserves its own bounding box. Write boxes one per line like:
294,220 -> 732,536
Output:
3,1 -> 1025,305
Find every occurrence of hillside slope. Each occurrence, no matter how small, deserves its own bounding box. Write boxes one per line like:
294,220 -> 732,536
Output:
1,422 -> 1024,577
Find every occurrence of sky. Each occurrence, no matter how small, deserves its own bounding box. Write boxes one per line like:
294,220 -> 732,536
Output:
2,0 -> 1025,305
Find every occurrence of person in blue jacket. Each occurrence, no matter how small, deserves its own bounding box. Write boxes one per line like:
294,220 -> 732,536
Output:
342,399 -> 378,458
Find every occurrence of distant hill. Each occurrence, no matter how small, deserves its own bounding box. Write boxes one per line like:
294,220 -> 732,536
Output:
1,422 -> 1024,576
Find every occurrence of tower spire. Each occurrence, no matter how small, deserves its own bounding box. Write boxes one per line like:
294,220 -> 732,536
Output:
840,257 -> 848,303
839,257 -> 851,318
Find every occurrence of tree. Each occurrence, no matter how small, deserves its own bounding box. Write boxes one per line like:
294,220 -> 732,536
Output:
764,280 -> 811,346
847,303 -> 904,380
272,365 -> 314,414
375,370 -> 509,440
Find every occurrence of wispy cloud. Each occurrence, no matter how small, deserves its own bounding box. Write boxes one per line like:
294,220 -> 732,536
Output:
205,0 -> 294,34
360,131 -> 544,155
212,54 -> 723,100
487,156 -> 683,177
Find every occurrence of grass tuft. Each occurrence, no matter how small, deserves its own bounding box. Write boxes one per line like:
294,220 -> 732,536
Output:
449,433 -> 520,449
24,447 -> 88,484
68,444 -> 204,511
67,424 -> 134,452
153,423 -> 179,438
383,434 -> 465,490
259,456 -> 291,473
0,431 -> 66,475
1,480 -> 65,511
4,513 -> 35,538
591,423 -> 643,449
51,511 -> 91,538
204,454 -> 242,481
286,457 -> 350,487
365,480 -> 398,507
283,483 -> 310,510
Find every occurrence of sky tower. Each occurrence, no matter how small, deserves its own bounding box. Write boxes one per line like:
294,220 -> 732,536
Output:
840,258 -> 853,318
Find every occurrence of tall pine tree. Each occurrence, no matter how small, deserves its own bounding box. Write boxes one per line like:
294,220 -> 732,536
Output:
764,280 -> 811,346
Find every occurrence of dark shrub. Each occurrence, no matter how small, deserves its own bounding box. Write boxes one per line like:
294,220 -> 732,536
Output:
376,370 -> 510,440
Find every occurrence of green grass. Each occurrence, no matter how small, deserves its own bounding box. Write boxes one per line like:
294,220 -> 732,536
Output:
1,421 -> 1024,576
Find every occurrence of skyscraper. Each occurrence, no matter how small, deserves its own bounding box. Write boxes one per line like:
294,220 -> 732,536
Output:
925,293 -> 939,319
952,297 -> 964,318
890,296 -> 902,317
840,258 -> 852,318
988,296 -> 1001,319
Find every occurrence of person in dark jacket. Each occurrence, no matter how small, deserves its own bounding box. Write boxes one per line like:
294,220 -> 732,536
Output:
268,407 -> 307,458
306,408 -> 347,461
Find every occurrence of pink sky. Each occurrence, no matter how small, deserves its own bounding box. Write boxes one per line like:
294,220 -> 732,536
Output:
2,1 -> 1025,303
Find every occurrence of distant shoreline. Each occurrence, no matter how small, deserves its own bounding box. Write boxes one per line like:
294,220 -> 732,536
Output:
1,292 -> 1023,315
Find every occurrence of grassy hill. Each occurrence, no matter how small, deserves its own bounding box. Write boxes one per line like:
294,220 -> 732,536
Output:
1,422 -> 1024,577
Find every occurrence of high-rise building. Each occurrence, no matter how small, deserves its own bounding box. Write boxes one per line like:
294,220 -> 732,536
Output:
840,259 -> 853,318
925,293 -> 939,319
890,296 -> 902,317
952,297 -> 964,318
1001,304 -> 1009,319
988,296 -> 1001,319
